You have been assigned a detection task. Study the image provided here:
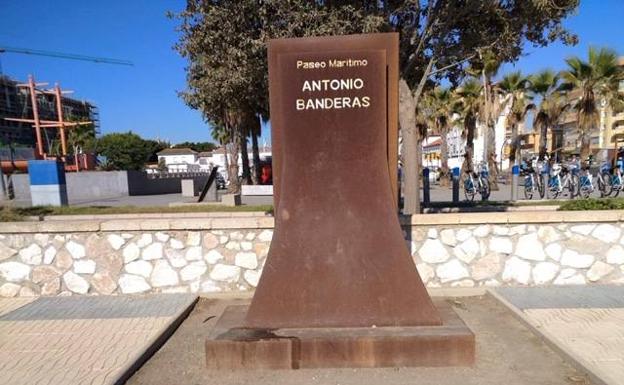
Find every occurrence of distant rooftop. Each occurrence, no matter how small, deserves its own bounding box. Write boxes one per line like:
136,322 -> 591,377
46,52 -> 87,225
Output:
157,147 -> 197,156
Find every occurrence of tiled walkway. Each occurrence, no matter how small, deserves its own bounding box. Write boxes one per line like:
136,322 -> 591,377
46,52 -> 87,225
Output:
493,286 -> 624,385
0,294 -> 197,385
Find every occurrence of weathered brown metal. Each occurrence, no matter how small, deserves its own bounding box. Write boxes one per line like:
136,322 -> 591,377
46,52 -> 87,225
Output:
269,33 -> 399,209
244,33 -> 441,329
208,301 -> 474,369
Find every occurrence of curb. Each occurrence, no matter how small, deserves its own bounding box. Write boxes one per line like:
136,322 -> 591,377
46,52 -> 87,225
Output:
113,294 -> 199,385
486,289 -> 607,385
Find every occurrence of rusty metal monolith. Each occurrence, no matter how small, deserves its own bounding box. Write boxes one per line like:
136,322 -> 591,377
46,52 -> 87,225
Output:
244,33 -> 441,329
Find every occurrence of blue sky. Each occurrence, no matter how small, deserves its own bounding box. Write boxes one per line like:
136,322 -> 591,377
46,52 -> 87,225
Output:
0,1 -> 622,144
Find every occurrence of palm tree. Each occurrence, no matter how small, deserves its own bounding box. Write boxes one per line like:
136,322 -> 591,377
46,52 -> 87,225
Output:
560,46 -> 624,165
455,78 -> 483,174
476,50 -> 502,189
497,71 -> 533,168
529,69 -> 569,160
424,87 -> 458,187
249,116 -> 262,184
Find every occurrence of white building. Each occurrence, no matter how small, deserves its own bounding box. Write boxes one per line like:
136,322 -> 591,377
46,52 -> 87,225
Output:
156,148 -> 201,173
156,146 -> 273,180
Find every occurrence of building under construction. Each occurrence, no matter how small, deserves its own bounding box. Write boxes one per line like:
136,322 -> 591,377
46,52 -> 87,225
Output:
0,74 -> 98,155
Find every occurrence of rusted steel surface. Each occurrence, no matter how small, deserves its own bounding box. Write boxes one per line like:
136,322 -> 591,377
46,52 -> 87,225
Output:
245,33 -> 441,329
208,301 -> 474,369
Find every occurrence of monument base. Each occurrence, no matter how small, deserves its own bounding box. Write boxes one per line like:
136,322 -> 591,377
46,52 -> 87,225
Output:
205,300 -> 475,369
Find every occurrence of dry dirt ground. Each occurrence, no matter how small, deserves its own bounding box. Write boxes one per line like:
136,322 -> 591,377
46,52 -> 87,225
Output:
127,294 -> 592,385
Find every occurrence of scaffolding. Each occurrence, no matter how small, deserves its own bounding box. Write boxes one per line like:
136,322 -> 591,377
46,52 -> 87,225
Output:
0,74 -> 98,161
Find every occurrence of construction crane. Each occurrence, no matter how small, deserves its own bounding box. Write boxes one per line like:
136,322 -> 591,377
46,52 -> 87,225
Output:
0,46 -> 133,69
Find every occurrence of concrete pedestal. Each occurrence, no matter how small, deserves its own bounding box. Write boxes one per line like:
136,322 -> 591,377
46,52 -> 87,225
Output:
181,179 -> 195,197
206,300 -> 475,370
28,160 -> 68,207
221,193 -> 241,206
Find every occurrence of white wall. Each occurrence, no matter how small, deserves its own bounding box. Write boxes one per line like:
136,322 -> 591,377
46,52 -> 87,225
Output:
158,154 -> 197,166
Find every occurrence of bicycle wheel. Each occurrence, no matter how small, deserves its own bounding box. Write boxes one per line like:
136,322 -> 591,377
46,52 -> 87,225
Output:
603,173 -> 614,197
480,177 -> 491,201
464,179 -> 476,201
547,177 -> 561,199
523,177 -> 533,200
537,175 -> 545,199
568,175 -> 579,198
580,181 -> 592,199
598,174 -> 607,197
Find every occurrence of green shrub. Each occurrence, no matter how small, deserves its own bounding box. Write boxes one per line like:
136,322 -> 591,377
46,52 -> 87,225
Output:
559,198 -> 624,211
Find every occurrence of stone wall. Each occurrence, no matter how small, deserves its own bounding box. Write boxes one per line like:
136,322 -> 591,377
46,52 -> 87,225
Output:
0,211 -> 623,297
409,223 -> 623,288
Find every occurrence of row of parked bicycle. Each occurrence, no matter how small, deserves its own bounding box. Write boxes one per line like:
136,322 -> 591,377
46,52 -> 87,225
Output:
461,158 -> 624,201
520,158 -> 624,200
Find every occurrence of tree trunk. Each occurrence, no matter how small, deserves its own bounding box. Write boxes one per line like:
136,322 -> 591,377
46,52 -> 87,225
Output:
509,122 -> 519,179
462,117 -> 476,175
416,136 -> 423,203
487,120 -> 499,190
222,142 -> 230,180
538,120 -> 548,161
399,79 -> 420,214
399,59 -> 433,215
240,134 -> 252,185
439,126 -> 450,188
251,118 -> 261,184
227,130 -> 241,194
580,129 -> 591,168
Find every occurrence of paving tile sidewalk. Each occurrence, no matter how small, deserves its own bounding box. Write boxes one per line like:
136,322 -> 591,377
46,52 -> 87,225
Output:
0,294 -> 197,385
492,286 -> 624,385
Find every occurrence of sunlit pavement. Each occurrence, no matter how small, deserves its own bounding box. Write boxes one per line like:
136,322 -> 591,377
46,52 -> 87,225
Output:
0,294 -> 197,385
492,286 -> 624,385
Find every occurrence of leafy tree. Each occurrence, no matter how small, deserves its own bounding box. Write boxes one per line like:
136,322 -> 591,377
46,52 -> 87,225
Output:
390,0 -> 578,212
48,118 -> 97,157
143,139 -> 169,163
96,132 -> 153,171
157,157 -> 167,172
172,1 -> 384,193
173,0 -> 579,208
173,141 -> 217,152
529,69 -> 568,160
560,46 -> 624,164
497,71 -> 532,168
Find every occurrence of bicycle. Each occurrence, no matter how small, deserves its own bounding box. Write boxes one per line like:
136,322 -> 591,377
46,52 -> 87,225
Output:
547,161 -> 579,199
464,162 -> 491,201
578,164 -> 595,199
609,160 -> 624,197
597,161 -> 612,197
521,158 -> 545,200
